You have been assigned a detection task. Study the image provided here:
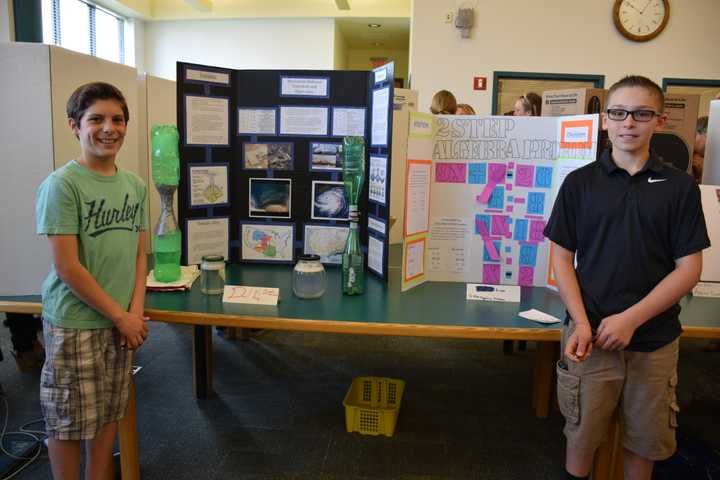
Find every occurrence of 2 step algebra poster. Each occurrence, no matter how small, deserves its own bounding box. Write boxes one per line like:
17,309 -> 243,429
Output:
401,112 -> 599,291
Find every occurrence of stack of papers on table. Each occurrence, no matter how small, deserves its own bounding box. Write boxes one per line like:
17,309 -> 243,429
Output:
146,266 -> 200,291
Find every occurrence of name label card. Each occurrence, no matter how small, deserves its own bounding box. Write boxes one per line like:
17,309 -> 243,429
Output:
223,285 -> 279,305
466,283 -> 520,303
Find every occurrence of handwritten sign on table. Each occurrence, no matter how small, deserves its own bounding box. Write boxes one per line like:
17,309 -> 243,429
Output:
222,285 -> 280,305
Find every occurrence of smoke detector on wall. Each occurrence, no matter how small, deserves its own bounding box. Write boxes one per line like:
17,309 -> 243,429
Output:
455,8 -> 474,38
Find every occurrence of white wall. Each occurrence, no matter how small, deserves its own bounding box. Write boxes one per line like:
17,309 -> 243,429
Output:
0,0 -> 13,42
410,0 -> 720,116
144,18 -> 336,80
347,48 -> 409,84
333,21 -> 347,70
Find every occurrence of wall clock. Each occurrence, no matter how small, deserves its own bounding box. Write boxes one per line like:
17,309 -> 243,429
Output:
613,0 -> 670,42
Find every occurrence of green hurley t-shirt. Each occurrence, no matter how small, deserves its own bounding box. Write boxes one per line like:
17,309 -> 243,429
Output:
36,160 -> 148,329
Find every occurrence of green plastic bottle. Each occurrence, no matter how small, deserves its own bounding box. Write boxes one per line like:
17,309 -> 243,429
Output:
341,136 -> 366,295
151,125 -> 181,282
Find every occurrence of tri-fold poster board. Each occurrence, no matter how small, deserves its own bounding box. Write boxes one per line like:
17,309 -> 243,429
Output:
176,61 -> 395,279
401,113 -> 599,291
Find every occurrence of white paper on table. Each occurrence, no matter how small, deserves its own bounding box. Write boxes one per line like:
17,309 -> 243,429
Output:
222,285 -> 279,306
692,282 -> 720,298
518,309 -> 562,324
146,265 -> 200,288
466,284 -> 520,302
185,95 -> 229,145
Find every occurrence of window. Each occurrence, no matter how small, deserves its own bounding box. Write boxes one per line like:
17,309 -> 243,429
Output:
41,0 -> 125,65
492,72 -> 605,115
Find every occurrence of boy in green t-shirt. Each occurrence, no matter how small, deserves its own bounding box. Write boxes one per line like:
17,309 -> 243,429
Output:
36,82 -> 149,479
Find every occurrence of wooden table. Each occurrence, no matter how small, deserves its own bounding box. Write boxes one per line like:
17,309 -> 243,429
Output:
3,263 -> 718,480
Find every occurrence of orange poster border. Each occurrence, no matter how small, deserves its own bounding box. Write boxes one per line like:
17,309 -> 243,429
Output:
403,159 -> 433,238
403,236 -> 426,282
560,119 -> 594,149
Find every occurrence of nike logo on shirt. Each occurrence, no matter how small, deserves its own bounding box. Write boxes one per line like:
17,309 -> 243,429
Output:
648,178 -> 667,183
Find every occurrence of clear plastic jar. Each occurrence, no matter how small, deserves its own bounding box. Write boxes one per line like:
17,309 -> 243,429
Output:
292,254 -> 326,299
201,255 -> 225,295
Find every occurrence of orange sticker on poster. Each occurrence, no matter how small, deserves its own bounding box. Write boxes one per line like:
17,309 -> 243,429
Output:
560,119 -> 593,149
546,242 -> 558,288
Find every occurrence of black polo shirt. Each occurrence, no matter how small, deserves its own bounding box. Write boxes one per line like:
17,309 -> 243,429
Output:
544,148 -> 710,351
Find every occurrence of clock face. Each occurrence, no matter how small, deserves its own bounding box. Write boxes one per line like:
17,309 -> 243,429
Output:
614,0 -> 669,41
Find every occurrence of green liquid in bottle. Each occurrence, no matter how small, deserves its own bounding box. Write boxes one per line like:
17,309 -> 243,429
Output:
153,230 -> 181,282
342,221 -> 364,295
341,136 -> 366,295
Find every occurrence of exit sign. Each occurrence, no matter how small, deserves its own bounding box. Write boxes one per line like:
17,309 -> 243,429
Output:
473,77 -> 487,91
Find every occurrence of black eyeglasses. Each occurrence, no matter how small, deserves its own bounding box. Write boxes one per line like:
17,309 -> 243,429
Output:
605,108 -> 660,122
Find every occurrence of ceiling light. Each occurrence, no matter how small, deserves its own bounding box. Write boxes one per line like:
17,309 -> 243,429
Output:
335,0 -> 350,10
368,23 -> 382,28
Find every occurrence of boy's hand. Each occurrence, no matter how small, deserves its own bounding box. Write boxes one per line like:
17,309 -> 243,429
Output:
116,311 -> 149,350
565,322 -> 593,363
595,313 -> 635,350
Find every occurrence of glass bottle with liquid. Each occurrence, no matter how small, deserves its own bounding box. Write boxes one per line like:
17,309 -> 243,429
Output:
201,255 -> 226,295
341,136 -> 366,295
293,255 -> 326,299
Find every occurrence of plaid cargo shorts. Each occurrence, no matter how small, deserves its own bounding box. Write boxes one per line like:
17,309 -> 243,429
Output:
40,319 -> 132,440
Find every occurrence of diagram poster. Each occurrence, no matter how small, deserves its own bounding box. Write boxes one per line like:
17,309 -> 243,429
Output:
402,113 -> 598,290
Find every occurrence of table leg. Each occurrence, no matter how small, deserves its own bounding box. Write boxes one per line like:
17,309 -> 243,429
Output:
118,379 -> 140,480
592,413 -> 623,480
533,341 -> 558,418
192,325 -> 214,399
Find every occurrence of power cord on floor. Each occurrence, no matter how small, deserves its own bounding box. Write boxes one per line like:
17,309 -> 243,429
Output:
0,393 -> 45,480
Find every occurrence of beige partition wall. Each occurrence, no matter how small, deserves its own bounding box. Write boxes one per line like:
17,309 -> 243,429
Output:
389,89 -> 418,244
0,43 -> 54,295
0,43 -> 160,294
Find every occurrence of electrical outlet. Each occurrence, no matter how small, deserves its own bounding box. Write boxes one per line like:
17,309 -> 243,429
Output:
444,11 -> 453,23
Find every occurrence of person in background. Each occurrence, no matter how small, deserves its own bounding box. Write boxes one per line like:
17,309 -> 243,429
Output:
430,89 -> 458,114
692,116 -> 708,183
513,92 -> 542,116
457,103 -> 476,115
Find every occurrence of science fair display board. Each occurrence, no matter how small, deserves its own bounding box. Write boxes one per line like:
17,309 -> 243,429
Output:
401,113 -> 599,291
176,61 -> 395,280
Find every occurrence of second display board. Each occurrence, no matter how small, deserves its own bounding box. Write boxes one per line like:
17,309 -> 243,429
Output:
176,61 -> 394,280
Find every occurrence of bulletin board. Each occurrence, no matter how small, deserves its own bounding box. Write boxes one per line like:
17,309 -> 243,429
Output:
176,61 -> 394,280
401,112 -> 599,291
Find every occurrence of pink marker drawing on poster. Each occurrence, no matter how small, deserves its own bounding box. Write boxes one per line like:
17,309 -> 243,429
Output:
476,220 -> 500,260
515,164 -> 535,187
529,220 -> 546,242
491,215 -> 510,236
483,264 -> 501,284
519,266 -> 534,286
435,163 -> 467,183
478,163 -> 507,204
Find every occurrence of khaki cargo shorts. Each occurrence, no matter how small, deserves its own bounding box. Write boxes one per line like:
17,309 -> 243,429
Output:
557,320 -> 680,461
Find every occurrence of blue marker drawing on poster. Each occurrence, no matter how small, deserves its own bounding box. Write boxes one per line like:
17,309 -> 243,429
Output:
468,163 -> 487,184
535,166 -> 553,188
519,243 -> 538,266
483,240 -> 501,262
527,192 -> 545,215
475,214 -> 491,234
488,186 -> 504,209
513,219 -> 528,241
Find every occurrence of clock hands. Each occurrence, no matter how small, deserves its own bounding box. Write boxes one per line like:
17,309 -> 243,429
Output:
640,0 -> 652,14
625,1 -> 642,13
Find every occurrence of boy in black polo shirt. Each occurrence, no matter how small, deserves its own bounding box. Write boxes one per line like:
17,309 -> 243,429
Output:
545,75 -> 710,480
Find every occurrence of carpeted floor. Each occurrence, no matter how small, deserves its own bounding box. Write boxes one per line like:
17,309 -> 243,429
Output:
1,318 -> 719,479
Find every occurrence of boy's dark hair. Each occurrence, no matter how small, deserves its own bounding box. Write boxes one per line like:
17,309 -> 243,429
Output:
607,75 -> 665,112
66,82 -> 129,125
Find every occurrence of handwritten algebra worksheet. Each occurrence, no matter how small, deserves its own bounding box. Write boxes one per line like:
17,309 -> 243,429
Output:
401,113 -> 598,291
